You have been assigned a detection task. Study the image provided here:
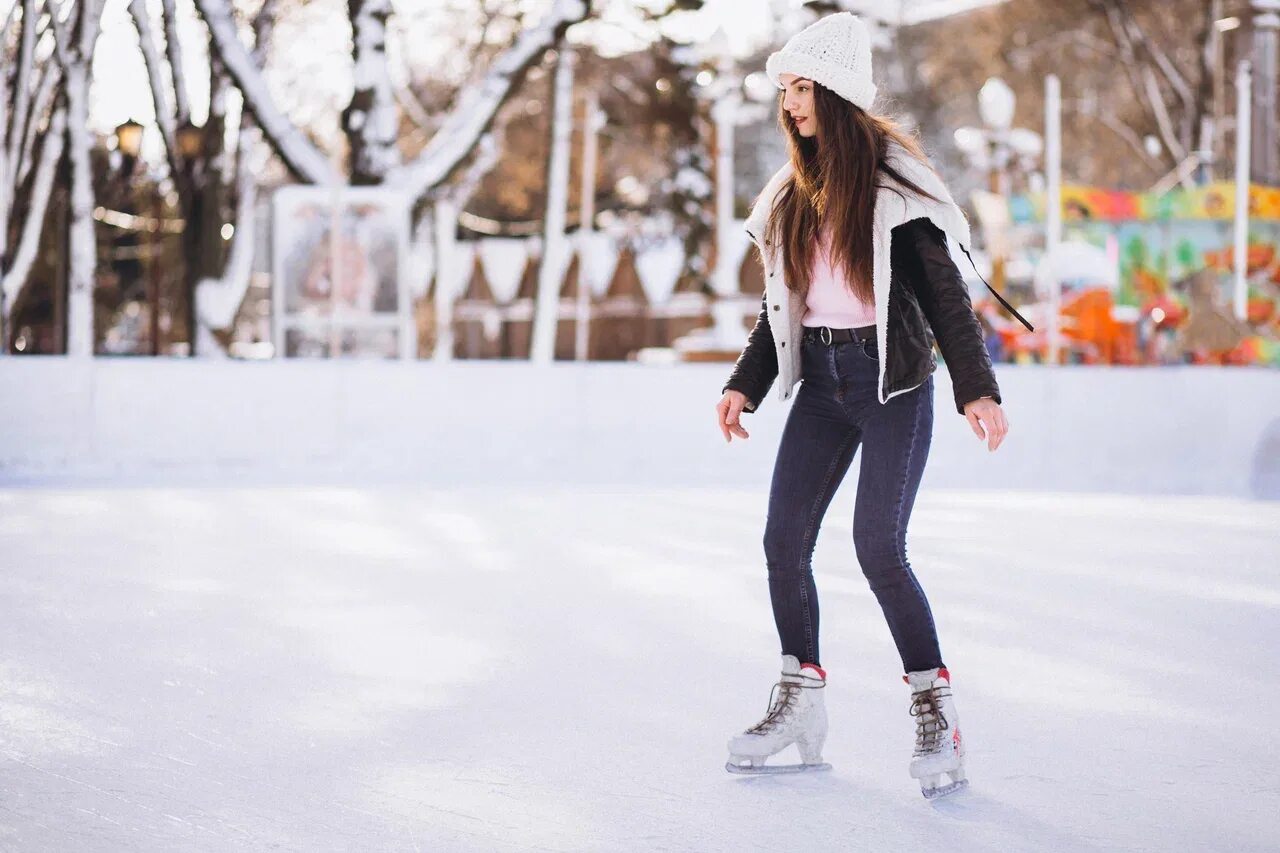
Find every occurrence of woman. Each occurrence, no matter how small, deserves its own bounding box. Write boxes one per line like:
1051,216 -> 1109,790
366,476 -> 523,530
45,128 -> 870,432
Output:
713,13 -> 1023,799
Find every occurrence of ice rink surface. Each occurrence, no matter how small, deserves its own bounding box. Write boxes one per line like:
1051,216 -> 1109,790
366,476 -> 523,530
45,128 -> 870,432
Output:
2,484 -> 1277,852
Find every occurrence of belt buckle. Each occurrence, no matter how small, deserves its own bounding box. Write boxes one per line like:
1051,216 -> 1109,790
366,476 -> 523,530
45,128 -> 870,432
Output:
819,326 -> 832,346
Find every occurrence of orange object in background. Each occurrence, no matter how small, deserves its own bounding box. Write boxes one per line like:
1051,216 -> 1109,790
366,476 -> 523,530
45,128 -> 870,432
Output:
997,287 -> 1141,364
1060,288 -> 1137,364
1247,297 -> 1276,325
1203,244 -> 1276,274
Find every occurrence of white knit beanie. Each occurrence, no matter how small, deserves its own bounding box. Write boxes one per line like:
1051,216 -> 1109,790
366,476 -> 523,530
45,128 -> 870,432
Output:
765,12 -> 876,111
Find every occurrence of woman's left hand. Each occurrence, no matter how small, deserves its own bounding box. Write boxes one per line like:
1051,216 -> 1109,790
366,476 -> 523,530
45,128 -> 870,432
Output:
962,397 -> 1008,452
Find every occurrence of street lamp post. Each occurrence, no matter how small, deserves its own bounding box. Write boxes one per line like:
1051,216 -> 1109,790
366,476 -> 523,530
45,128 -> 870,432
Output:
115,118 -> 145,172
175,120 -> 203,161
113,119 -> 158,355
176,119 -> 207,356
955,77 -> 1042,293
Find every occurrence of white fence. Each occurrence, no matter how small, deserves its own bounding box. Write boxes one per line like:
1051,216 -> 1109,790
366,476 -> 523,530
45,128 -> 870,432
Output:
1,359 -> 1277,499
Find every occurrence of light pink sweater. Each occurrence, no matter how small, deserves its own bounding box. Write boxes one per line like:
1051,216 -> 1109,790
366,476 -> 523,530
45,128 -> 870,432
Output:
800,225 -> 875,328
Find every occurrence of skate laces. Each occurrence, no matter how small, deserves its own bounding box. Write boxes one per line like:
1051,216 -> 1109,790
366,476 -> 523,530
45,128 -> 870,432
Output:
746,675 -> 823,735
909,684 -> 951,756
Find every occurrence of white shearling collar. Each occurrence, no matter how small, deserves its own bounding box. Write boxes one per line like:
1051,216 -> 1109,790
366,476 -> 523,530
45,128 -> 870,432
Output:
742,143 -> 971,255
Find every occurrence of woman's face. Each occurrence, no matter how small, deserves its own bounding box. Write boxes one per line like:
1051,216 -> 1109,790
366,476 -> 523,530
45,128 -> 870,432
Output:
779,73 -> 817,138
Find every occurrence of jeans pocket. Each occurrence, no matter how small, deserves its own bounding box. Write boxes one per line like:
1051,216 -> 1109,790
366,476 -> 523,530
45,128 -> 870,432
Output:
859,339 -> 879,361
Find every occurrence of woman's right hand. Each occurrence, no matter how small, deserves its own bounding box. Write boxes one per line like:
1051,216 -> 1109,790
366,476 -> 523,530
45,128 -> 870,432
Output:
716,391 -> 751,443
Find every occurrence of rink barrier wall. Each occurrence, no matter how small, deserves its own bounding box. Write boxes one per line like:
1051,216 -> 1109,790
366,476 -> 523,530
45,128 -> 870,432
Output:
1,358 -> 1277,499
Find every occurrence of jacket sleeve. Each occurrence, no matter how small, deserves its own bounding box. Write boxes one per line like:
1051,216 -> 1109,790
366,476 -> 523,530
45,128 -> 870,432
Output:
895,218 -> 1001,415
720,290 -> 779,414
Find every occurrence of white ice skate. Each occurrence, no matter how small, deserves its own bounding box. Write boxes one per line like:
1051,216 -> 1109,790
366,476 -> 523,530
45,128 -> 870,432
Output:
905,667 -> 968,799
725,654 -> 830,775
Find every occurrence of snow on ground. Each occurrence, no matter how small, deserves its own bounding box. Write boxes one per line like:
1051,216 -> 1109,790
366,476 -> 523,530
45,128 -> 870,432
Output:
1,483 -> 1277,852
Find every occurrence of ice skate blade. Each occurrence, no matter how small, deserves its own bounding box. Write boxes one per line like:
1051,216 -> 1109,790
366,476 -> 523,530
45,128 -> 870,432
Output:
725,760 -> 832,775
920,777 -> 969,799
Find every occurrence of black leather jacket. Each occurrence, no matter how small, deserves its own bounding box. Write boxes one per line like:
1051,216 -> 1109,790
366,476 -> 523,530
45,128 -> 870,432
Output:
722,217 -> 1002,416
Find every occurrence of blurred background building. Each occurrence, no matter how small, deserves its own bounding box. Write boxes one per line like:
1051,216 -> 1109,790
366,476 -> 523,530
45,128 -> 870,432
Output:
2,0 -> 1278,366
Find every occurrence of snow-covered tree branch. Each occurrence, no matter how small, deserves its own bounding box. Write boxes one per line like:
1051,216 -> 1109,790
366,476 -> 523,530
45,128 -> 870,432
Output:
388,0 -> 592,199
1,0 -> 56,348
160,0 -> 191,125
15,61 -> 60,190
251,0 -> 277,65
51,0 -> 105,358
5,0 -> 40,181
195,0 -> 339,185
2,108 -> 65,325
3,0 -> 53,220
128,0 -> 179,180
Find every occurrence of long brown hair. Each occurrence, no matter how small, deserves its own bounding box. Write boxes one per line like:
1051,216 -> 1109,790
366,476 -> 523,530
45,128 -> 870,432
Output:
764,82 -> 940,301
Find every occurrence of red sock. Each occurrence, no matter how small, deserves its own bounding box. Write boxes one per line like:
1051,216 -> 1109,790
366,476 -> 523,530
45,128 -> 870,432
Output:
800,662 -> 827,680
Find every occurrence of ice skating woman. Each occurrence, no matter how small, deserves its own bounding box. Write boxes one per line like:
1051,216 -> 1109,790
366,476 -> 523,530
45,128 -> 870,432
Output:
713,12 -> 1030,798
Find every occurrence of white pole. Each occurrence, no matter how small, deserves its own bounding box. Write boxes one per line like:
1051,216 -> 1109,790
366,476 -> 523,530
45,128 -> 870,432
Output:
64,62 -> 95,358
531,47 -> 576,364
575,89 -> 600,362
1234,60 -> 1252,322
710,54 -> 742,347
1045,74 -> 1062,366
433,197 -> 458,363
713,84 -> 737,299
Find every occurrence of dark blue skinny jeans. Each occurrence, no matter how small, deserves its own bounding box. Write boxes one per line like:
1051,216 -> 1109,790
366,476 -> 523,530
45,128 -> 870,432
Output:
763,330 -> 945,674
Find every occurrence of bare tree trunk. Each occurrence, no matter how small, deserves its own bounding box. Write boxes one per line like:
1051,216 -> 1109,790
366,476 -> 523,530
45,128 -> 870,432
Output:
184,55 -> 232,354
52,0 -> 104,358
63,68 -> 94,357
530,47 -> 574,365
431,197 -> 458,363
344,0 -> 400,184
1194,1 -> 1217,180
194,127 -> 262,356
183,0 -> 278,356
417,127 -> 503,361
